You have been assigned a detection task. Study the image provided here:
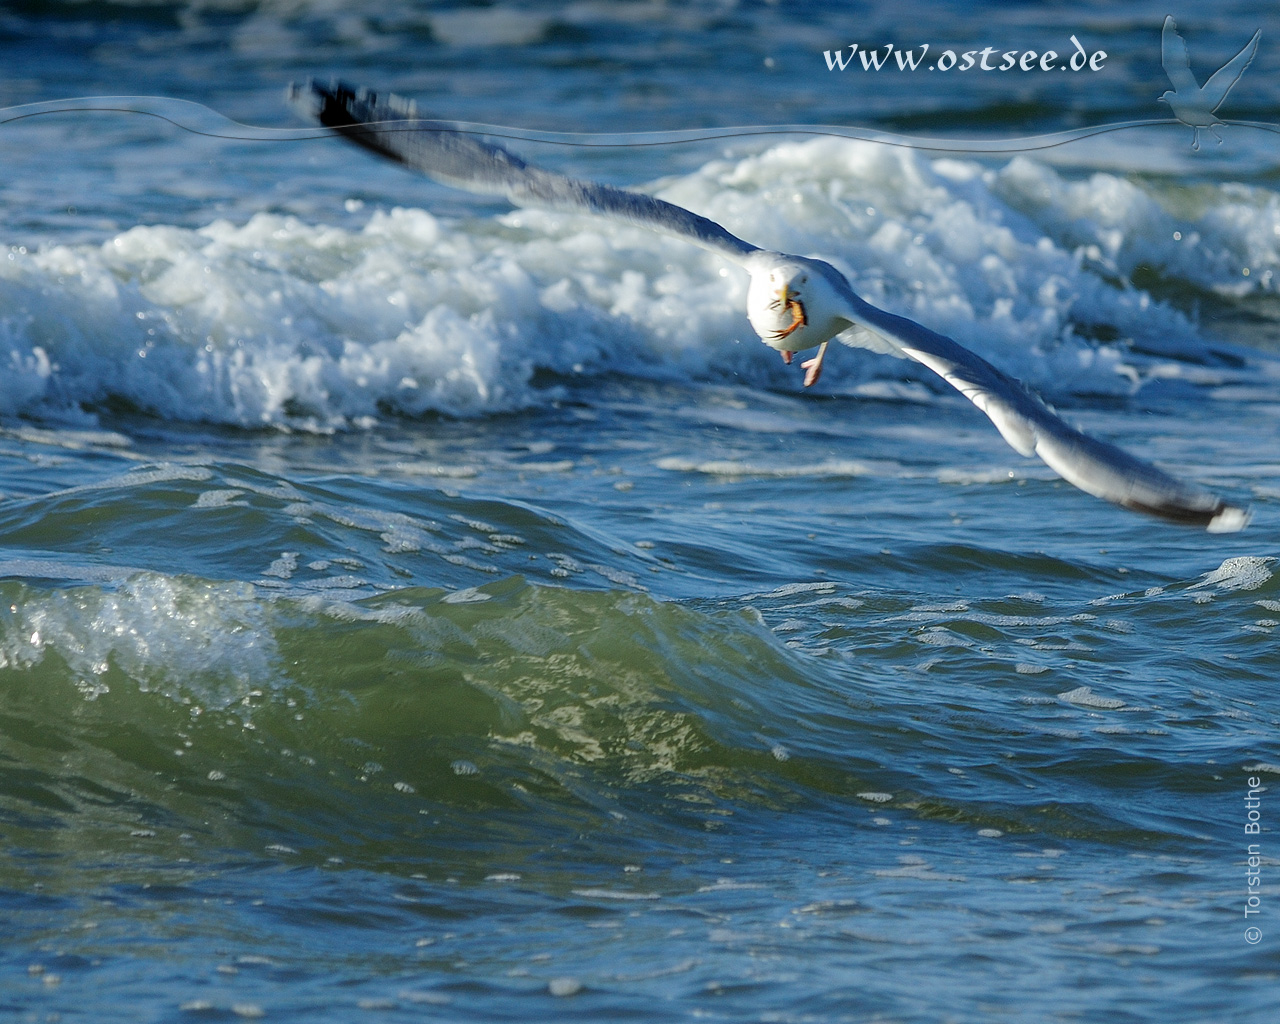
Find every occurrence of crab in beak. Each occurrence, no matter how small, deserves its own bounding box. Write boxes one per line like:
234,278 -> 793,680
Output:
771,285 -> 807,343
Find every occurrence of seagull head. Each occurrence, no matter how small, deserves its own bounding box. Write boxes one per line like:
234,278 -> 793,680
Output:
745,255 -> 849,354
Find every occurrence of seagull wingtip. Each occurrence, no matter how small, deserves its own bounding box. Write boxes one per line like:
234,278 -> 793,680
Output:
1206,505 -> 1251,534
284,79 -> 420,128
284,78 -> 325,119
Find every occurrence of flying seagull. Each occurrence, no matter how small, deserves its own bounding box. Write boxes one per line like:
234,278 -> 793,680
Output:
289,81 -> 1247,532
1159,15 -> 1260,150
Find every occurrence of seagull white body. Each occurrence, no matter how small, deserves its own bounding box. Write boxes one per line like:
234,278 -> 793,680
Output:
290,80 -> 1248,532
744,257 -> 849,385
1159,15 -> 1260,150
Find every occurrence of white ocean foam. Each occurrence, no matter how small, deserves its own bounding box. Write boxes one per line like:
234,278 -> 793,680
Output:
915,628 -> 974,648
739,582 -> 839,601
1058,686 -> 1125,710
35,464 -> 214,501
992,159 -> 1280,301
192,488 -> 248,508
570,888 -> 660,901
0,573 -> 277,706
656,457 -> 869,478
1191,556 -> 1275,592
0,558 -> 146,582
2,139 -> 1271,427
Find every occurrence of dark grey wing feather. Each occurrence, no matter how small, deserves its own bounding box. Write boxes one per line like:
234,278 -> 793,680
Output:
824,271 -> 1248,531
289,80 -> 759,262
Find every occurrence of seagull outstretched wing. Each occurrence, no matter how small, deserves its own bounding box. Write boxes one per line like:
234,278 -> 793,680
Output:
290,80 -> 1248,531
288,82 -> 758,262
1161,17 -> 1201,94
821,270 -> 1246,530
1201,27 -> 1261,112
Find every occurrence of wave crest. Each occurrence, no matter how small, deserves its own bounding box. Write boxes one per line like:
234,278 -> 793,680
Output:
2,139 -> 1272,427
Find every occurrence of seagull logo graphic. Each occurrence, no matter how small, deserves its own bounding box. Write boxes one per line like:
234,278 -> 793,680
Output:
1158,16 -> 1260,150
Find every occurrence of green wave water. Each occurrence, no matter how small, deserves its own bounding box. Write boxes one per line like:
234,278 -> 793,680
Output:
1,380 -> 1276,1024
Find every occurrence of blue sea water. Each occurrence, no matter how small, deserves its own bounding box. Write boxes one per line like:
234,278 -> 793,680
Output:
1,2 -> 1279,1021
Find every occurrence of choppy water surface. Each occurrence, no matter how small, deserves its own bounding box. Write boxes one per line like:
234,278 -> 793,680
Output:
2,3 -> 1279,1022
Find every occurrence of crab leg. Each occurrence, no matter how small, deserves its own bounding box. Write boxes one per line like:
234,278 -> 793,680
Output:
772,297 -> 807,341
